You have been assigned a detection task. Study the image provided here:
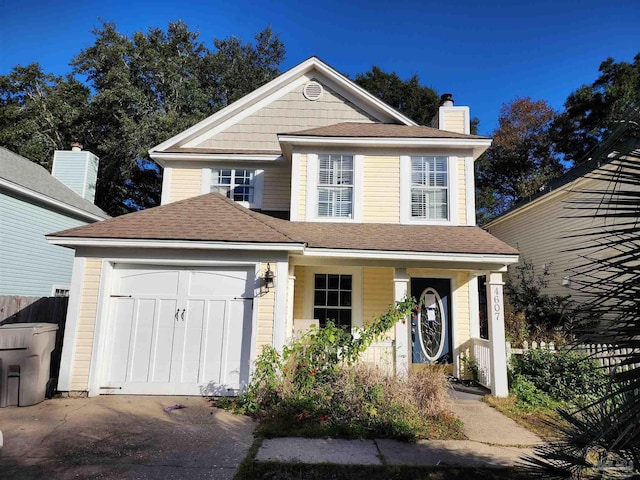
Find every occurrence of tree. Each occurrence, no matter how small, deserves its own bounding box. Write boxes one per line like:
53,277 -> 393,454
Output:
475,97 -> 564,223
0,21 -> 285,216
551,53 -> 640,164
0,64 -> 90,170
354,67 -> 441,126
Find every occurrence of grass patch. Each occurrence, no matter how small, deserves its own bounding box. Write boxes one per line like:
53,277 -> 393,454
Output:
483,395 -> 562,440
235,461 -> 526,480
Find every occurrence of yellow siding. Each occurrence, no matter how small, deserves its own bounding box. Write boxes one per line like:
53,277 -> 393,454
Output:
71,258 -> 103,391
362,267 -> 394,336
363,156 -> 400,223
457,157 -> 467,224
169,168 -> 201,203
443,110 -> 466,134
297,154 -> 307,221
262,165 -> 291,211
256,262 -> 275,351
293,266 -> 306,320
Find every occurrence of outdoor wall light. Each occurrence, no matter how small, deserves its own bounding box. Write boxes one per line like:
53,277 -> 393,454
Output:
262,263 -> 275,292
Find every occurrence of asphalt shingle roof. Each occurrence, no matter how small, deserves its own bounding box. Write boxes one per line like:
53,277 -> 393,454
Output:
281,122 -> 489,140
51,193 -> 518,256
0,147 -> 109,219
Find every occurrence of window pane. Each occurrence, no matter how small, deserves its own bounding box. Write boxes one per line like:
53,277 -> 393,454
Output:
340,291 -> 351,307
315,274 -> 326,289
327,290 -> 339,306
340,276 -> 352,290
328,274 -> 340,289
314,290 -> 326,306
338,310 -> 352,329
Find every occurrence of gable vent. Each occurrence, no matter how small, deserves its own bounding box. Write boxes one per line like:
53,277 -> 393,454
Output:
303,81 -> 323,101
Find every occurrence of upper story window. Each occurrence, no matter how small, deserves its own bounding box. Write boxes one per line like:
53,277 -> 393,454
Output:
317,154 -> 353,218
410,156 -> 448,220
211,169 -> 255,203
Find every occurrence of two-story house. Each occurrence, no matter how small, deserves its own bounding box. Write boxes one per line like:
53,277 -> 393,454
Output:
48,57 -> 518,398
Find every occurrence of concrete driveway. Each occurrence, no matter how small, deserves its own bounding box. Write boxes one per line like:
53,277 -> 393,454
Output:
0,395 -> 256,480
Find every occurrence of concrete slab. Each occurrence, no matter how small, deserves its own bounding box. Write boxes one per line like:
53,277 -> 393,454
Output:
0,395 -> 256,480
377,438 -> 534,467
451,399 -> 542,447
256,437 -> 382,465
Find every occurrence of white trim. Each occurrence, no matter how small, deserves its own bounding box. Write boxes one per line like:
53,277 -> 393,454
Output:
200,168 -> 211,195
303,265 -> 363,330
450,276 -> 460,377
303,248 -> 519,264
0,178 -> 106,222
151,152 -> 282,167
57,256 -> 86,391
290,152 -> 301,221
277,135 -> 491,157
149,57 -> 416,154
393,268 -> 410,376
50,284 -> 71,297
46,237 -> 305,251
353,154 -> 364,223
400,154 -> 459,226
161,167 -> 172,205
465,156 -> 476,226
272,261 -> 289,351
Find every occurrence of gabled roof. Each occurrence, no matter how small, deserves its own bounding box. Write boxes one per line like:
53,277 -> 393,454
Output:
149,56 -> 417,157
49,192 -> 518,257
0,147 -> 109,221
282,122 -> 489,139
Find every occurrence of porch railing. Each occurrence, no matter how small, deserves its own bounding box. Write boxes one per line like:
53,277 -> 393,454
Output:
361,340 -> 395,375
470,337 -> 492,390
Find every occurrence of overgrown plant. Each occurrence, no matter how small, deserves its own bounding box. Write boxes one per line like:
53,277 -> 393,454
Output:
218,297 -> 463,441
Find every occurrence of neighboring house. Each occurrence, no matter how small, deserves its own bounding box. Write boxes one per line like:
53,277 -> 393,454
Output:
485,118 -> 640,299
47,57 -> 518,398
0,146 -> 109,297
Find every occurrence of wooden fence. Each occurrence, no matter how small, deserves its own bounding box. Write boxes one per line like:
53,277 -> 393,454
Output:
506,340 -> 638,373
0,295 -> 69,393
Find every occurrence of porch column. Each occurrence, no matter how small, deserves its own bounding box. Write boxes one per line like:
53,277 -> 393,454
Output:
273,260 -> 289,352
486,272 -> 509,397
394,268 -> 410,376
285,264 -> 296,342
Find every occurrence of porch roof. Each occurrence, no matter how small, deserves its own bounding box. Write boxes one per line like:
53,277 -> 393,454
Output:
48,193 -> 518,256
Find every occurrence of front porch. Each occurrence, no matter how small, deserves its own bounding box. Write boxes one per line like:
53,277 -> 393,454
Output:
283,260 -> 509,397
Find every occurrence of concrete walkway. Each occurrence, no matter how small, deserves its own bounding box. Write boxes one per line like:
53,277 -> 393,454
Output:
256,388 -> 543,468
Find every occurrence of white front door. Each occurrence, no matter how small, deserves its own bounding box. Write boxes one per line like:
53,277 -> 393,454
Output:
102,265 -> 254,395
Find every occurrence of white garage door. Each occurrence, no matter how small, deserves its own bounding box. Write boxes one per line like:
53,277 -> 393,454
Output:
102,265 -> 254,395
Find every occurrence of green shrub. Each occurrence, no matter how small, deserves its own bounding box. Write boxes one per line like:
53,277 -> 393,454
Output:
510,348 -> 609,405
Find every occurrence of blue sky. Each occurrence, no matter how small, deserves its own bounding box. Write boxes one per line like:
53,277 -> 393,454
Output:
1,0 -> 638,135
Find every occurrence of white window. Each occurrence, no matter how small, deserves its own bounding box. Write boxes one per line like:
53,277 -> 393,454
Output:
51,285 -> 70,297
313,274 -> 352,330
211,169 -> 255,203
410,156 -> 448,220
317,154 -> 353,218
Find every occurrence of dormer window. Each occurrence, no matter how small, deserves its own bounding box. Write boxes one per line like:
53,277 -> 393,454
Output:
211,169 -> 255,203
317,154 -> 353,218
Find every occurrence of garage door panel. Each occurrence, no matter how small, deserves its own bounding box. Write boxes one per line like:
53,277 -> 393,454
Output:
128,299 -> 156,383
116,268 -> 181,296
180,299 -> 205,384
188,270 -> 251,297
108,298 -> 135,383
199,300 -> 226,387
151,299 -> 177,383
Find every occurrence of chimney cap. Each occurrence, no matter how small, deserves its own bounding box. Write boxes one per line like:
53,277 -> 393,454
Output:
70,141 -> 83,152
440,93 -> 454,107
